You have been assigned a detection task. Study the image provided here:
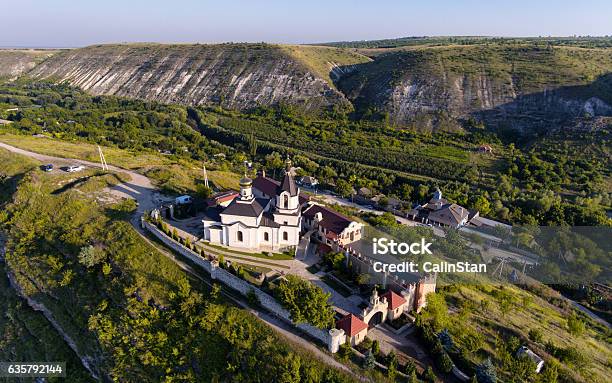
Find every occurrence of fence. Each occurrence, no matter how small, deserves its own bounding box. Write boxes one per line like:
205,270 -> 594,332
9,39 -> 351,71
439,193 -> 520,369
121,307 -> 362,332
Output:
143,219 -> 344,352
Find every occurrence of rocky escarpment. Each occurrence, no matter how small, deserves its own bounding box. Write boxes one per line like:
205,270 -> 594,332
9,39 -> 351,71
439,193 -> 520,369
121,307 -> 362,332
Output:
337,45 -> 612,131
27,43 -> 353,113
0,49 -> 57,80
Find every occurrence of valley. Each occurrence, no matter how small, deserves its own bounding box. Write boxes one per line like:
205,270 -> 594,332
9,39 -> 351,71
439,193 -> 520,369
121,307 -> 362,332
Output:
0,35 -> 610,383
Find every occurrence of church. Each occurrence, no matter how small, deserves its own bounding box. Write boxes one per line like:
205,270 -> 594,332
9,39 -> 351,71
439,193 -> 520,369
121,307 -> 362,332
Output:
202,158 -> 303,252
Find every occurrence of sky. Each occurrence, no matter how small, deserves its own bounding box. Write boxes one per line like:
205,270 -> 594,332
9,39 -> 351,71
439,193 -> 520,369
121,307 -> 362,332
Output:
2,0 -> 611,47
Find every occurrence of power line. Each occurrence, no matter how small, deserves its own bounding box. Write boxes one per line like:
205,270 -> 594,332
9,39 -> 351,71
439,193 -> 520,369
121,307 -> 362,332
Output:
98,145 -> 108,171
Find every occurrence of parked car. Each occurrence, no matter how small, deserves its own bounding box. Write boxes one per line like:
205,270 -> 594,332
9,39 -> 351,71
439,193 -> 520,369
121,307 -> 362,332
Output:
41,164 -> 54,172
175,195 -> 193,205
66,165 -> 85,172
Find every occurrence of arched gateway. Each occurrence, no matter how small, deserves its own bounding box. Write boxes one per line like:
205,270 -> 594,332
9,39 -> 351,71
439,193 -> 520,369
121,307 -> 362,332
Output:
361,289 -> 388,328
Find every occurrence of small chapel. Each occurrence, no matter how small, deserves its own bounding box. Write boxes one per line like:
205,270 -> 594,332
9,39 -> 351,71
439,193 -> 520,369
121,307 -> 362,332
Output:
202,157 -> 302,251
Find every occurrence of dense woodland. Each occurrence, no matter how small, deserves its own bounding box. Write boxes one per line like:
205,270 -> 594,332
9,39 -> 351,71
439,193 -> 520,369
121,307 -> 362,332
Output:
0,75 -> 610,382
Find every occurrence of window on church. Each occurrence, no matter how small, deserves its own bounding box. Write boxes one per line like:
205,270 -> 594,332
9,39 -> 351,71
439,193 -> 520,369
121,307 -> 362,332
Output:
283,195 -> 288,208
264,232 -> 269,241
237,231 -> 243,242
282,231 -> 288,241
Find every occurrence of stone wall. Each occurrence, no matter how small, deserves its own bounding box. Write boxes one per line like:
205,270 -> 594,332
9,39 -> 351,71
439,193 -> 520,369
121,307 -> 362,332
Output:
143,220 -> 343,351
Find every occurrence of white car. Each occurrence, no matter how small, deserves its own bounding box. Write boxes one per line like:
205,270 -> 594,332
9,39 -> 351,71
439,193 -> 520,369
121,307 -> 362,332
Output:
66,165 -> 85,172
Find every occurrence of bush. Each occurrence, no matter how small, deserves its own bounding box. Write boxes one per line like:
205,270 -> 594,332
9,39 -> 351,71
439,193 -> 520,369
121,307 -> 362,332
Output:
360,337 -> 373,351
362,350 -> 375,370
528,328 -> 543,343
372,339 -> 380,355
423,366 -> 436,382
437,351 -> 454,374
246,289 -> 259,307
402,359 -> 417,375
567,314 -> 586,336
475,358 -> 497,383
338,343 -> 353,362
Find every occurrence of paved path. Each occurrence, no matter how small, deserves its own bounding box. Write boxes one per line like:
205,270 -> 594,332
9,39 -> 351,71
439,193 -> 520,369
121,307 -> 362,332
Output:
0,140 -> 363,378
367,325 -> 430,372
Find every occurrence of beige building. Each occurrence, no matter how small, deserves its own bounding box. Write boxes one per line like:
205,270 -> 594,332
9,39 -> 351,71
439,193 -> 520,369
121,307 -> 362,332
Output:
202,158 -> 302,252
336,314 -> 368,346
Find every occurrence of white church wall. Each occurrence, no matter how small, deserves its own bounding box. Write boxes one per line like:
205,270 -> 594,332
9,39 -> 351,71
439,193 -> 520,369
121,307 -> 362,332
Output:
143,220 -> 335,350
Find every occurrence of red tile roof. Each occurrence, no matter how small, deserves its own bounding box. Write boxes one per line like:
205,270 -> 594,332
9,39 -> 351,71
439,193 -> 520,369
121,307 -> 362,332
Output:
381,290 -> 407,310
207,191 -> 238,206
337,314 -> 368,337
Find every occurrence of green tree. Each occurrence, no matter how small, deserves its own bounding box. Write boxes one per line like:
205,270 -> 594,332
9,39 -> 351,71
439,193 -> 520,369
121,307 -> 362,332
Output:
473,195 -> 491,216
275,275 -> 335,329
324,251 -> 346,271
196,184 -> 213,199
476,358 -> 497,383
335,179 -> 353,198
78,245 -> 106,268
362,350 -> 375,370
400,183 -> 414,201
265,152 -> 283,178
421,292 -> 448,331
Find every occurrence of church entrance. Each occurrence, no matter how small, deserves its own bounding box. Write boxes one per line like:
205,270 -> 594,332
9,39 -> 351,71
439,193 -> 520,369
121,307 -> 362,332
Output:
367,311 -> 383,328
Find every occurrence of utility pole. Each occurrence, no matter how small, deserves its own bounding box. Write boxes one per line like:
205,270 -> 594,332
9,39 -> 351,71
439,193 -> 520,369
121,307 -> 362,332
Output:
203,164 -> 209,188
98,145 -> 109,171
492,257 -> 507,279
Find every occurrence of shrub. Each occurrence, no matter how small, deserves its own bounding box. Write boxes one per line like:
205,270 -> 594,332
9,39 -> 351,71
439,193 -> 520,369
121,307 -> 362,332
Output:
338,343 -> 353,362
402,359 -> 417,375
475,358 -> 497,383
246,289 -> 259,307
362,350 -> 375,370
372,340 -> 380,355
528,328 -> 543,343
437,351 -> 454,374
78,245 -> 107,268
423,366 -> 436,382
567,314 -> 586,336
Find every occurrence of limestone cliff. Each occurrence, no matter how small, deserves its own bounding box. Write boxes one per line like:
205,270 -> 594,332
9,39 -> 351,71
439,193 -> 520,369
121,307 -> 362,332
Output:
15,43 -> 612,132
27,43 -> 355,112
337,45 -> 612,130
0,49 -> 56,80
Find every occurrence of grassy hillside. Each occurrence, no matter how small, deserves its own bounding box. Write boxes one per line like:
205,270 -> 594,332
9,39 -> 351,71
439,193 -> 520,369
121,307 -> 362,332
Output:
420,283 -> 612,383
321,36 -> 612,49
0,148 -> 93,382
2,81 -> 610,227
337,44 -> 612,127
280,45 -> 371,86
